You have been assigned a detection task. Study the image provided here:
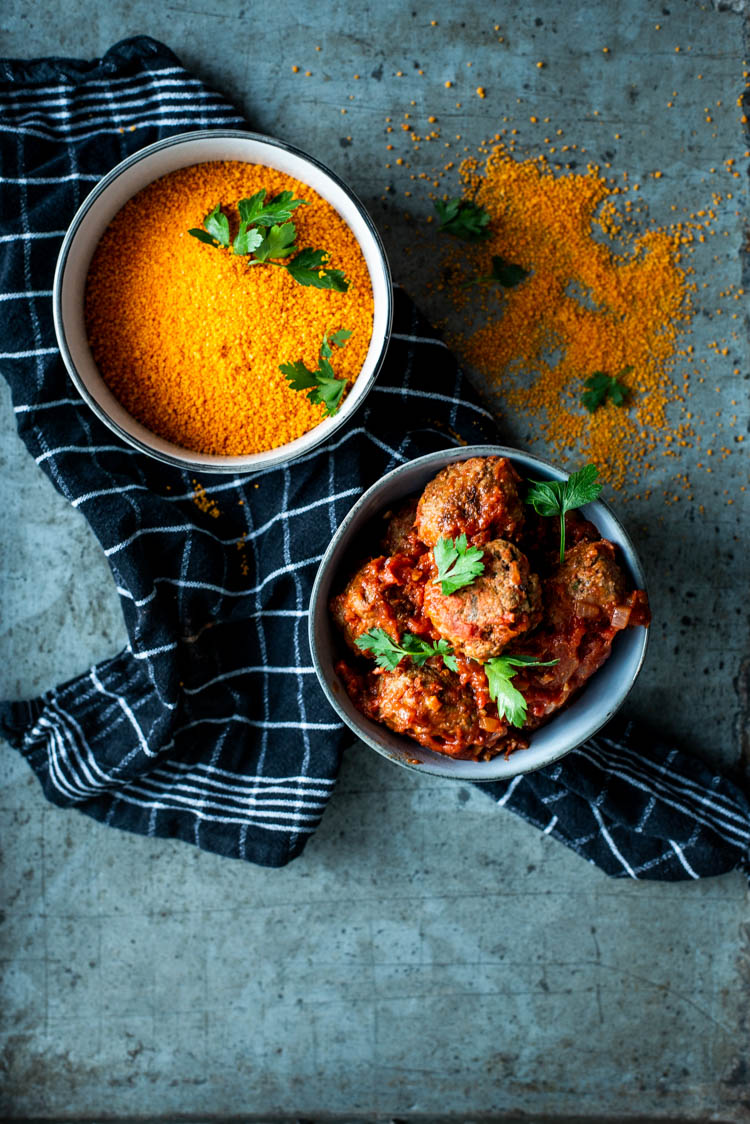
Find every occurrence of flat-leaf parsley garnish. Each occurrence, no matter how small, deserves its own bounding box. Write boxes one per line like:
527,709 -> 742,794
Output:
433,533 -> 485,595
355,627 -> 458,672
238,188 -> 309,228
280,330 -> 352,417
252,221 -> 298,262
188,203 -> 231,248
463,254 -> 530,290
322,328 -> 353,352
484,254 -> 529,287
581,367 -> 631,413
188,192 -> 349,290
484,654 -> 560,727
525,463 -> 603,563
433,197 -> 491,241
284,247 -> 349,291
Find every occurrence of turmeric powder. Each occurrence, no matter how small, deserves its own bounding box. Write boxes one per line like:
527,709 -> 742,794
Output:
85,161 -> 374,456
441,145 -> 696,489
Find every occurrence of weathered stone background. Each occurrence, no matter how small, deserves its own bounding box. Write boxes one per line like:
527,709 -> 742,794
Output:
1,0 -> 748,1119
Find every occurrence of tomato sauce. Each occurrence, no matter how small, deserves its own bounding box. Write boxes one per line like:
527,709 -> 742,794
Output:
330,457 -> 650,761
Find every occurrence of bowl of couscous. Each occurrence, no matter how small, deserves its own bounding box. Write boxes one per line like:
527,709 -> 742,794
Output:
53,130 -> 392,473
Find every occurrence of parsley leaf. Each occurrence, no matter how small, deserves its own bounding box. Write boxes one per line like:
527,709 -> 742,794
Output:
279,360 -> 319,392
238,189 -> 308,228
433,534 -> 485,595
525,463 -> 603,563
354,628 -> 404,671
486,255 -> 529,287
581,367 -> 631,413
237,190 -> 267,226
323,328 -> 353,354
434,197 -> 492,241
253,222 -> 298,262
354,627 -> 457,672
280,357 -> 346,416
432,638 -> 459,672
188,203 -> 230,249
188,227 -> 224,247
463,254 -> 530,290
563,463 -> 603,510
187,193 -> 349,290
280,329 -> 352,417
311,360 -> 348,415
232,225 -> 263,256
484,654 -> 560,727
461,255 -> 530,289
284,248 -> 350,291
326,328 -> 355,350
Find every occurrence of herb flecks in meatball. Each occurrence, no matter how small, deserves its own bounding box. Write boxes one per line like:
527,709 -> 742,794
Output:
548,540 -> 629,628
423,538 -> 542,662
416,456 -> 524,547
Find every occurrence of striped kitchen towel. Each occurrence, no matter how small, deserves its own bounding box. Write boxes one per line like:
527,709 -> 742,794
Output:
1,36 -> 748,878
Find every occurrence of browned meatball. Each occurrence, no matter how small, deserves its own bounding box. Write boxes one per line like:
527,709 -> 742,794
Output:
330,556 -> 421,655
363,663 -> 502,758
546,540 -> 629,629
423,538 -> 542,662
415,456 -> 524,547
382,498 -> 420,555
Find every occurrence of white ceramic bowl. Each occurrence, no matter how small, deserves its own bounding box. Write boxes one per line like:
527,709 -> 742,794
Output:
53,130 -> 393,473
309,445 -> 650,781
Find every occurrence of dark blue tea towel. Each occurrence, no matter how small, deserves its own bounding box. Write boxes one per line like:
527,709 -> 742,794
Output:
1,37 -> 748,879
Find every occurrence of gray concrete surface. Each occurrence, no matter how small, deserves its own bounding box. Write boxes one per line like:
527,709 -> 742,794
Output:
1,0 -> 749,1120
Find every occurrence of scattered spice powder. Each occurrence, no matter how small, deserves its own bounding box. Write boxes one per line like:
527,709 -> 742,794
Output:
85,161 -> 374,456
441,145 -> 699,489
192,481 -> 221,518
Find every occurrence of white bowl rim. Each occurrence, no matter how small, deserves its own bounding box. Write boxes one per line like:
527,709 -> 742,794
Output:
309,444 -> 650,781
52,128 -> 393,474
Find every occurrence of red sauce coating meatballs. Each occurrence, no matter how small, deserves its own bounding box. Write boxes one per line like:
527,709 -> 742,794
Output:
330,457 -> 650,761
423,538 -> 542,662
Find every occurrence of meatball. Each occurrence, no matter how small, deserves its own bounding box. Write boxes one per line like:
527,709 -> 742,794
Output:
546,540 -> 629,628
330,556 -> 422,655
521,508 -> 600,571
423,538 -> 542,662
362,663 -> 502,758
415,456 -> 524,547
382,498 -> 421,556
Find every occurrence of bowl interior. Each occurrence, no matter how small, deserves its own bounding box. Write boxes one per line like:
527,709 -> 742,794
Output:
54,130 -> 392,473
310,445 -> 649,781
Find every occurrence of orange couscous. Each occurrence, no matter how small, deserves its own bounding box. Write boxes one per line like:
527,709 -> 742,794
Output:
85,161 -> 374,456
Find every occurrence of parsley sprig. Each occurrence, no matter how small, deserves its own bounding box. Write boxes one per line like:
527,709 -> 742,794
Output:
238,189 -> 309,228
434,197 -> 491,241
188,191 -> 349,291
581,367 -> 631,413
355,627 -> 458,672
283,247 -> 349,290
484,654 -> 560,728
433,534 -> 485,595
188,203 -> 232,249
525,463 -> 603,564
280,329 -> 353,417
464,254 -> 530,289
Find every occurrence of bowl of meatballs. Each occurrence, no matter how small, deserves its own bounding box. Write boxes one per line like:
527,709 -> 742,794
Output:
309,446 -> 651,781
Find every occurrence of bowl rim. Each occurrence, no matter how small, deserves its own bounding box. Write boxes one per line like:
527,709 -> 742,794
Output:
52,128 -> 394,474
308,444 -> 650,781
